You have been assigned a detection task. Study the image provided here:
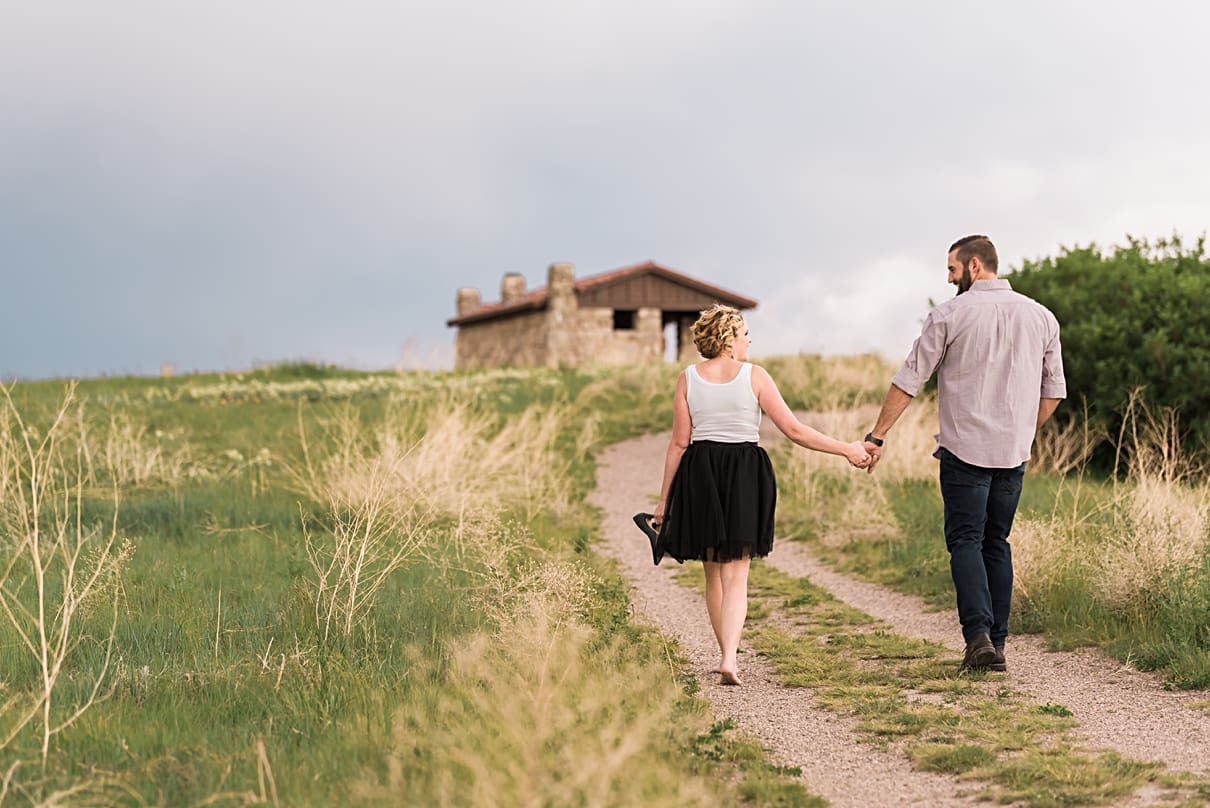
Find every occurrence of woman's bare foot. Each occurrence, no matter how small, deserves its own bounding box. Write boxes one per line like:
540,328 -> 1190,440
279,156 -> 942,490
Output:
718,667 -> 741,686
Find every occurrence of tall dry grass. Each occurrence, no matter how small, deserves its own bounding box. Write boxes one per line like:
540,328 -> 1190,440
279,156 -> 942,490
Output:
294,397 -> 573,524
1096,398 -> 1210,613
1030,405 -> 1104,476
764,353 -> 896,409
357,556 -> 714,807
1007,514 -> 1087,606
1095,476 -> 1210,611
0,385 -> 132,771
289,397 -> 575,641
771,395 -> 941,548
1010,397 -> 1210,616
93,409 -> 199,488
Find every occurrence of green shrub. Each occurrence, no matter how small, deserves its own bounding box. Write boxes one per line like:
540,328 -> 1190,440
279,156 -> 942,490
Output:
1008,234 -> 1210,465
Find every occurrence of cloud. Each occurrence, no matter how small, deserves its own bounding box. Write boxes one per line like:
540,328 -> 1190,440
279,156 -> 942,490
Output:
754,254 -> 946,361
1,1 -> 1208,378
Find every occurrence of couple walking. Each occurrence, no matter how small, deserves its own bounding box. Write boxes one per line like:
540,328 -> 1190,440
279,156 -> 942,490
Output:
637,235 -> 1066,685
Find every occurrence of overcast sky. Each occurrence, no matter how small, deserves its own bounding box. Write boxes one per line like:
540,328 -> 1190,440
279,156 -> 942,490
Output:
3,1 -> 1208,379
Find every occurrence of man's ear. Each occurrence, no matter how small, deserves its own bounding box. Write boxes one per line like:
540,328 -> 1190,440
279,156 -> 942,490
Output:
967,256 -> 982,275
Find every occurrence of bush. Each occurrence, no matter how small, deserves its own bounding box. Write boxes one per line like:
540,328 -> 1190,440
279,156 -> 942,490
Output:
1008,234 -> 1210,465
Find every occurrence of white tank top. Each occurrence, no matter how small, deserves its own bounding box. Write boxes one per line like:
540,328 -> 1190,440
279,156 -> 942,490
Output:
686,362 -> 761,443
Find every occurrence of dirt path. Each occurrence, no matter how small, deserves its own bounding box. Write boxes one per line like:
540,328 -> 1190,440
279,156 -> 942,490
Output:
592,433 -> 985,807
590,432 -> 1210,807
767,542 -> 1210,775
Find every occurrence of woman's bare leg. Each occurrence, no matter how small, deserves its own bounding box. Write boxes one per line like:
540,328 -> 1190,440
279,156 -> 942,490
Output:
703,560 -> 724,670
717,557 -> 751,685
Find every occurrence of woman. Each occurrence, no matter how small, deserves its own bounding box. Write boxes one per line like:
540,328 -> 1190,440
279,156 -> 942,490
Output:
646,304 -> 870,685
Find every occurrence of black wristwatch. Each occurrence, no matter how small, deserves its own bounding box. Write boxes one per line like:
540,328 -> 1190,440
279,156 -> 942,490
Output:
864,432 -> 884,447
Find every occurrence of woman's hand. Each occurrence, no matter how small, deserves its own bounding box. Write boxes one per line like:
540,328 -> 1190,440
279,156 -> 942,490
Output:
653,501 -> 666,528
844,441 -> 872,469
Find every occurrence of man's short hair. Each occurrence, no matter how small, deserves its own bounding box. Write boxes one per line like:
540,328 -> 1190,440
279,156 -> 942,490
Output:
949,235 -> 998,274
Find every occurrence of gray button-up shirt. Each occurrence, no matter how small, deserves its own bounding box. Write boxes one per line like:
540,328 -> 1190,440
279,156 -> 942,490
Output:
891,278 -> 1066,468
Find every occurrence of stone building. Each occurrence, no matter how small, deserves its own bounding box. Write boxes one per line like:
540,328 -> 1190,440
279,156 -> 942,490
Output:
447,260 -> 758,369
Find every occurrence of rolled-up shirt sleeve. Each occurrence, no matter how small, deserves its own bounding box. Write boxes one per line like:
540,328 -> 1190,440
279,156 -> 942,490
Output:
891,309 -> 948,397
1040,318 -> 1067,399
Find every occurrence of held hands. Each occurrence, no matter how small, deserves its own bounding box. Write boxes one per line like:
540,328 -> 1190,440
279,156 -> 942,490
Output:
861,439 -> 883,474
844,441 -> 873,470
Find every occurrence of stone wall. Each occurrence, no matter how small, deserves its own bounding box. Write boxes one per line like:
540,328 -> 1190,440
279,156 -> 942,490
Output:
456,304 -> 672,369
454,311 -> 548,369
558,306 -> 664,366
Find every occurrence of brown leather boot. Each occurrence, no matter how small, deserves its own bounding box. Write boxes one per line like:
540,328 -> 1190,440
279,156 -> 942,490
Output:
962,632 -> 997,670
990,646 -> 1007,672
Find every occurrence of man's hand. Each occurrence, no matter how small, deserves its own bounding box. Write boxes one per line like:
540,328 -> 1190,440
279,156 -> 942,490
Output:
862,440 -> 883,474
844,441 -> 872,469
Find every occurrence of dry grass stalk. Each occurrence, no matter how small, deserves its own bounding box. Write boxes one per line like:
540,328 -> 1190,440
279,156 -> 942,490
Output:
67,405 -> 199,490
290,397 -> 576,641
292,398 -> 573,524
1114,389 -> 1206,483
1009,515 -> 1086,607
771,405 -> 901,546
1030,407 -> 1104,476
1096,476 -> 1210,612
816,354 -> 898,397
829,476 -> 901,545
1084,394 -> 1210,612
764,353 -> 894,408
0,384 -> 130,771
303,456 -> 430,644
0,764 -> 137,807
359,560 -> 712,806
774,397 -> 939,485
870,396 -> 941,482
575,363 -> 672,407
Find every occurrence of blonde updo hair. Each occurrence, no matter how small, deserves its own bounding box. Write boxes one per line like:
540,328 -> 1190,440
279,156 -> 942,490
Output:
691,304 -> 745,359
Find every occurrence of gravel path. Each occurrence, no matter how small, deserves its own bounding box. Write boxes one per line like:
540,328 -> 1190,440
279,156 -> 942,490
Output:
591,433 -> 981,807
767,542 -> 1210,776
591,431 -> 1210,807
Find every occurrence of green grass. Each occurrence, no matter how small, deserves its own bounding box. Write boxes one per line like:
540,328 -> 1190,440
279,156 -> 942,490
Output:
0,363 -> 816,806
740,564 -> 1168,806
774,458 -> 1210,689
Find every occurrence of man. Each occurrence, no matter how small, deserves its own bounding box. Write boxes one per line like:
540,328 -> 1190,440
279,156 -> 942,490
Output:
862,235 -> 1066,671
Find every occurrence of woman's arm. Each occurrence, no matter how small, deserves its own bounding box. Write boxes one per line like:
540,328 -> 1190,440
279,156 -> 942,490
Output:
751,365 -> 869,465
654,371 -> 692,524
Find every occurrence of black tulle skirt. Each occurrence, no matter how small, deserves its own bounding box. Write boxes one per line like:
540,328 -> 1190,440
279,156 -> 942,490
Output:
657,440 -> 776,563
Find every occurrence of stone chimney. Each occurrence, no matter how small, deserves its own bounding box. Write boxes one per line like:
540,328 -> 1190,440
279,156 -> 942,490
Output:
456,287 -> 481,317
501,272 -> 526,304
545,263 -> 576,366
546,263 -> 574,308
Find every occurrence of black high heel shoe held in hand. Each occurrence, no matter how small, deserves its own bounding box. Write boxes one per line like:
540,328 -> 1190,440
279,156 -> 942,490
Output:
632,513 -> 663,566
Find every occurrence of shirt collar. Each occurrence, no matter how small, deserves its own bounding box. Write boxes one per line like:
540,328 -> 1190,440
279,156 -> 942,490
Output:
970,278 -> 1011,291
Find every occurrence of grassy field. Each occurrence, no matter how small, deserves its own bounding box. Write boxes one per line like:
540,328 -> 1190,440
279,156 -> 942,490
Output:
0,363 -> 820,806
2,355 -> 1207,805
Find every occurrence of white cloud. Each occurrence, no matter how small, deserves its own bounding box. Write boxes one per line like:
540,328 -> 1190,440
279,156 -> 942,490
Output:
752,254 -> 947,362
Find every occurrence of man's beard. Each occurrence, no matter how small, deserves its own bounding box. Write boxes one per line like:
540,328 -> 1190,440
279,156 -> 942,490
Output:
956,267 -> 973,295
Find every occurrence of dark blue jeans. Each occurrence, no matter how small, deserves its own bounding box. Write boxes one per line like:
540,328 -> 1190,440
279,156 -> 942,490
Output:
937,448 -> 1025,647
